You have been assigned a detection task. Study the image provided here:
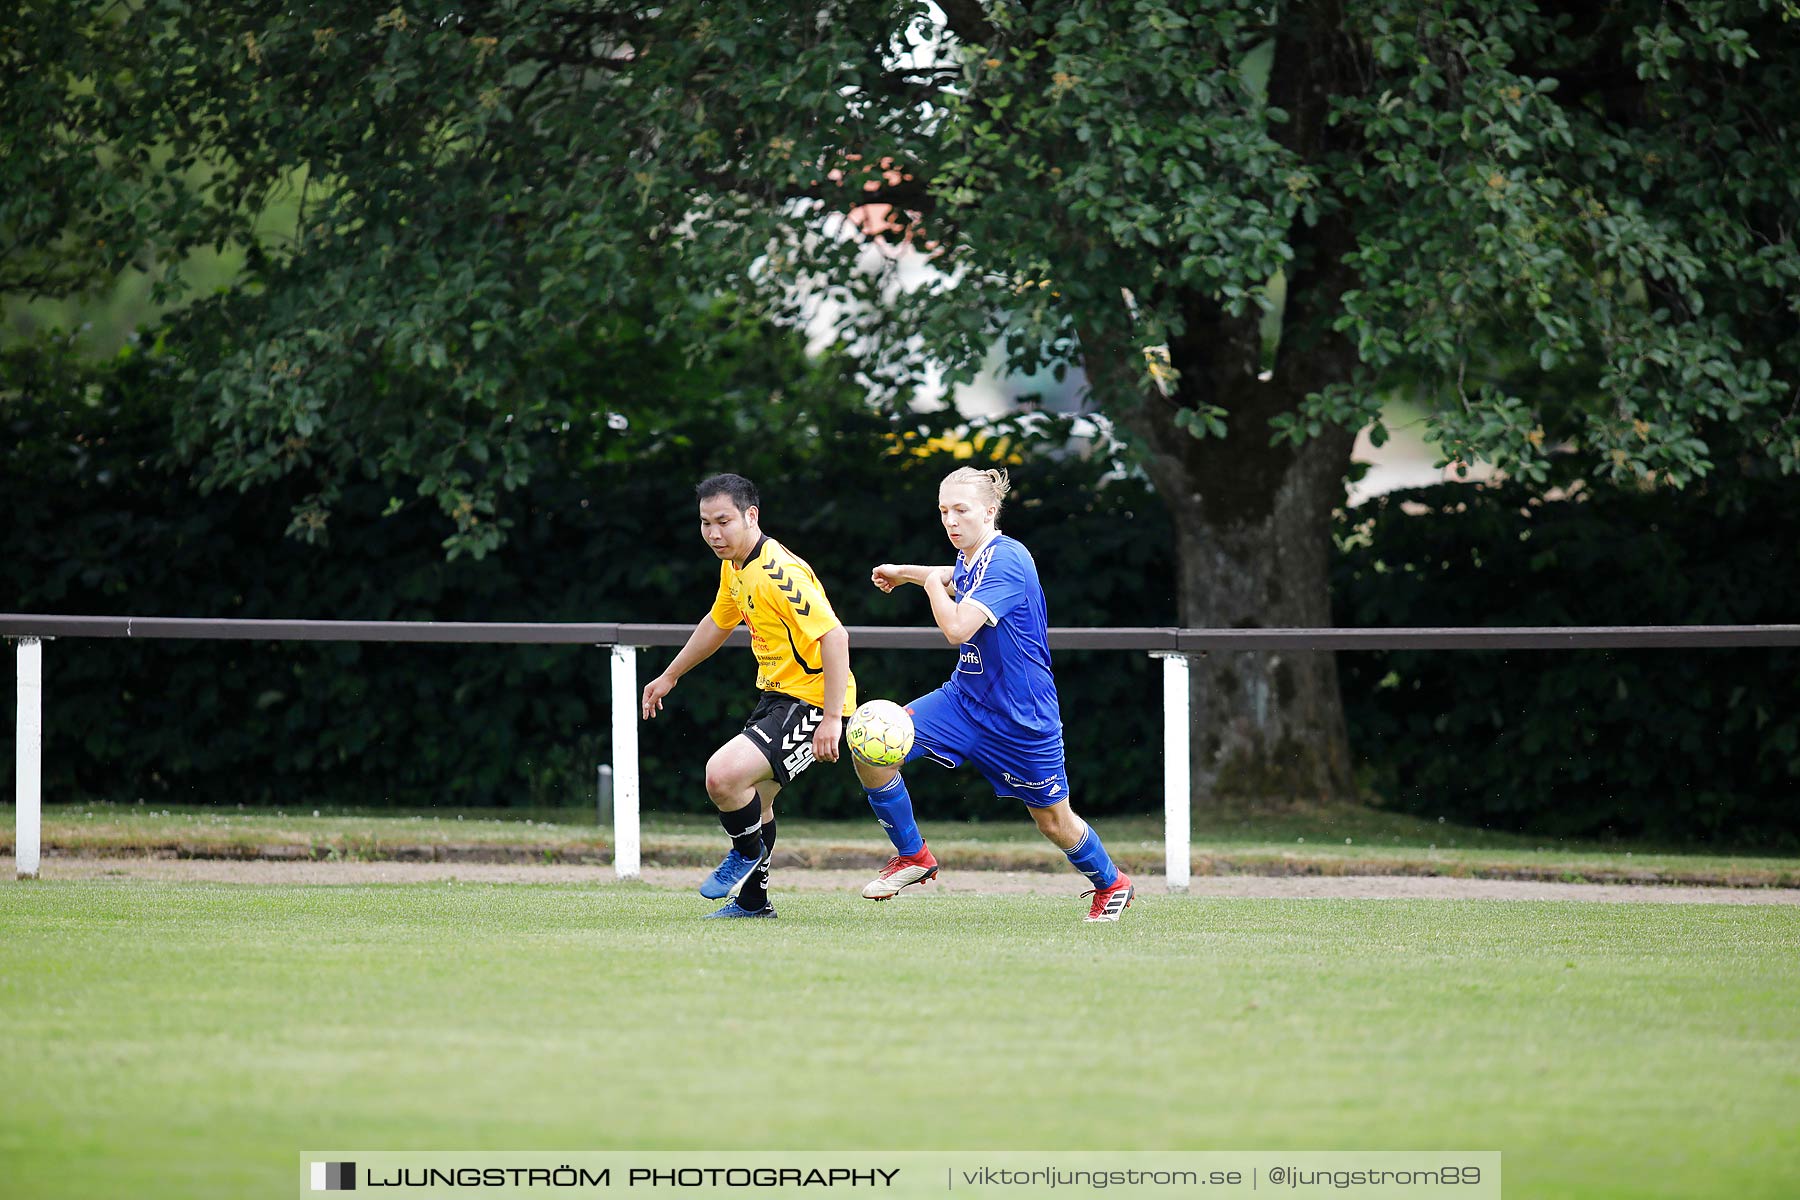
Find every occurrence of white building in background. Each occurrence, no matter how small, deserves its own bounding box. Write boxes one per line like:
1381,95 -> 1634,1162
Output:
795,205 -> 1488,508
933,352 -> 1492,508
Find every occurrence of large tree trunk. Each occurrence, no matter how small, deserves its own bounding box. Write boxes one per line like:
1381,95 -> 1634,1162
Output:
1107,0 -> 1365,805
1121,378 -> 1357,804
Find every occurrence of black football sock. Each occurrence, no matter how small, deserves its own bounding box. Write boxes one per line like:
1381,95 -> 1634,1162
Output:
734,818 -> 778,911
718,799 -> 765,859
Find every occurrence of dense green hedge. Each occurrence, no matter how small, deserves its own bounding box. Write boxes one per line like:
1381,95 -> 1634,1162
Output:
9,332 -> 1795,844
1,332 -> 1175,822
1333,475 -> 1800,846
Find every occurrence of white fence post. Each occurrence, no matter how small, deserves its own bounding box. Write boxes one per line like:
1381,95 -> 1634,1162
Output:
16,637 -> 43,880
608,644 -> 641,879
1157,651 -> 1191,892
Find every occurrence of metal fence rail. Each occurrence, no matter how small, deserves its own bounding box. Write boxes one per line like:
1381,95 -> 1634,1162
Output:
7,615 -> 1800,648
7,614 -> 1799,884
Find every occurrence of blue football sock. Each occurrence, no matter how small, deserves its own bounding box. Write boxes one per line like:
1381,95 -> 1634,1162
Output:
864,775 -> 924,856
1063,821 -> 1120,889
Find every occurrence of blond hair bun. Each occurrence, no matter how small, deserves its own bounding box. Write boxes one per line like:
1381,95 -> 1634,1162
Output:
941,466 -> 1011,515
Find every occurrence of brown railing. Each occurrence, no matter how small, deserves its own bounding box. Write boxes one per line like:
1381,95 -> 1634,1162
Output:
7,615 -> 1798,884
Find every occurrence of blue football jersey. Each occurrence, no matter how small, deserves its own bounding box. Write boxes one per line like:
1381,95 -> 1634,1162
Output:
944,534 -> 1062,736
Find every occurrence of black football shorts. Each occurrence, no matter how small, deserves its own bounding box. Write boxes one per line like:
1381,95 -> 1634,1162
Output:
741,691 -> 825,785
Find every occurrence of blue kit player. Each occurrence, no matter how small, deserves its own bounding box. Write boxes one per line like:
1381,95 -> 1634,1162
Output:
854,467 -> 1135,922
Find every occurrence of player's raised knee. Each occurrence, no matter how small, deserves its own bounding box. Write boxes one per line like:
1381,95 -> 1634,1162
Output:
852,757 -> 899,789
1028,800 -> 1083,845
704,756 -> 746,803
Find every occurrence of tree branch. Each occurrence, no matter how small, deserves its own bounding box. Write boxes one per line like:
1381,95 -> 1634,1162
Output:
684,161 -> 937,223
936,0 -> 996,48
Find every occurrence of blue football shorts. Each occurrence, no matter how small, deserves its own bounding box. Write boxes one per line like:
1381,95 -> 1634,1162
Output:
902,686 -> 1071,808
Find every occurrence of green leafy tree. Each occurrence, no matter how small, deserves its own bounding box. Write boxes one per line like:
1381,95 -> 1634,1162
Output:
7,1 -> 1796,802
3,320 -> 1174,814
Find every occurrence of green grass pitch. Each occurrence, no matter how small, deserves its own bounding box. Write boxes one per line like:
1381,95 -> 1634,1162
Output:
2,880 -> 1797,1199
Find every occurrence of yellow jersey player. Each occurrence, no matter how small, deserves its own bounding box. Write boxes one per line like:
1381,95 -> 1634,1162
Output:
640,473 -> 856,918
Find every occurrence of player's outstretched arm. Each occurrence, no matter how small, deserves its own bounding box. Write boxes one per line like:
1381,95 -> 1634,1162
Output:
640,616 -> 734,718
813,626 -> 849,763
871,564 -> 955,594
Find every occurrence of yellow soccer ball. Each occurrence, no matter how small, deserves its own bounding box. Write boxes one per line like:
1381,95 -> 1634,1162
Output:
846,699 -> 915,767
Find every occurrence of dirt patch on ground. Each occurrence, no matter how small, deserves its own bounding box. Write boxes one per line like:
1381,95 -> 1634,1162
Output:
7,856 -> 1799,904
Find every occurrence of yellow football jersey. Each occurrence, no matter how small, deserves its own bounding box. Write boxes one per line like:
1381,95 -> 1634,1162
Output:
709,536 -> 857,714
